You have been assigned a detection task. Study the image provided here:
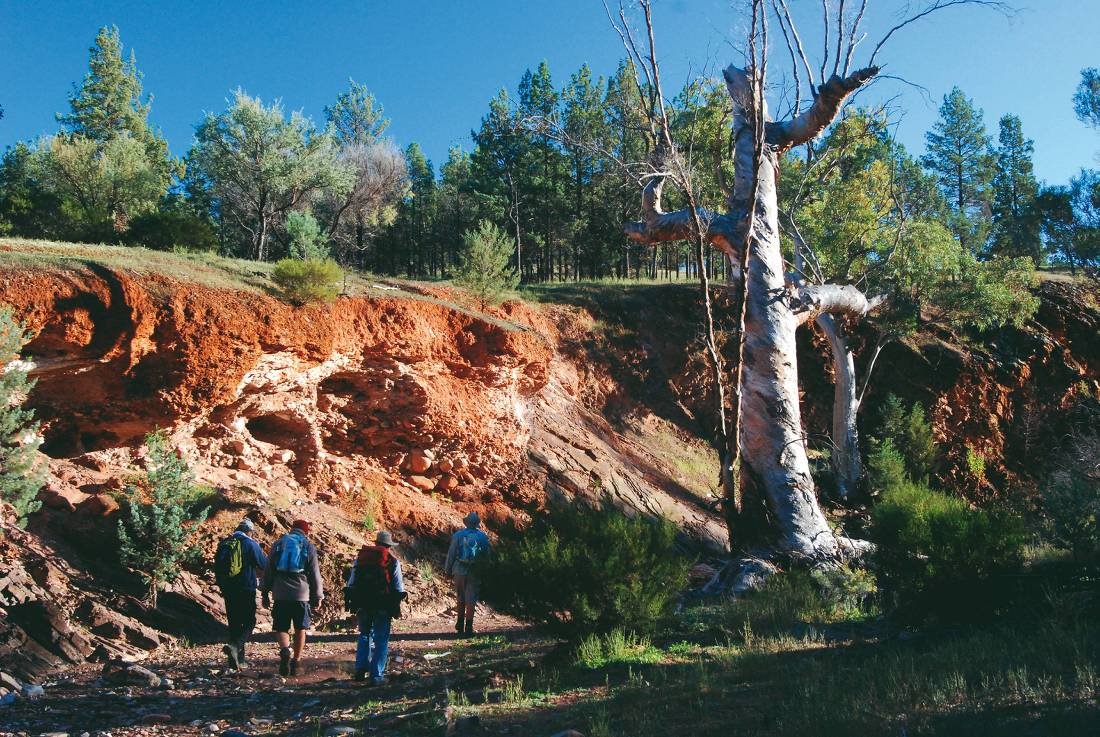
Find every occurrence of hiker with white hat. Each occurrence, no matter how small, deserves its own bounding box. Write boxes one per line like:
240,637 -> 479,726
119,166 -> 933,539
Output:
445,511 -> 492,636
345,530 -> 407,684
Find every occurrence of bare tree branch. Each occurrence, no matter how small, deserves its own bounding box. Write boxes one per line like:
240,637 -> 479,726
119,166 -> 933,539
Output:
765,66 -> 878,150
868,0 -> 1012,68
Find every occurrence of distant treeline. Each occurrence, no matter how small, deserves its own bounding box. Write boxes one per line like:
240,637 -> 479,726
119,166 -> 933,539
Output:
1,26 -> 1098,284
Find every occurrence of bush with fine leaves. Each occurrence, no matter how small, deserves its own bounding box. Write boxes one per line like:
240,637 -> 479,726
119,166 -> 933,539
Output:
272,258 -> 342,304
487,501 -> 688,636
0,305 -> 45,525
872,481 -> 1024,623
117,430 -> 210,608
453,220 -> 519,305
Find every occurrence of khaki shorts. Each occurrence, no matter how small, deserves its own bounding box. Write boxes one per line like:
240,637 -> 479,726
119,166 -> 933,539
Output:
453,574 -> 481,605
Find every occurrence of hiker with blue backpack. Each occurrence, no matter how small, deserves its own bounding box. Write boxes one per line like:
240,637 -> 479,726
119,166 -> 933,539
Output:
214,518 -> 268,670
445,511 -> 492,636
343,530 -> 407,684
262,519 -> 324,676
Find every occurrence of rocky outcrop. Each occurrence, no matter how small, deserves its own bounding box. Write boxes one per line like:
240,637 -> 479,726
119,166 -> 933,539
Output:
0,503 -> 166,685
0,258 -> 737,680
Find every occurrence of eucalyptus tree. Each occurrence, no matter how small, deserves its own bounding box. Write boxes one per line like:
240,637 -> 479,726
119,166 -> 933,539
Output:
781,111 -> 1037,499
188,91 -> 349,260
617,0 -> 1012,560
318,81 -> 407,266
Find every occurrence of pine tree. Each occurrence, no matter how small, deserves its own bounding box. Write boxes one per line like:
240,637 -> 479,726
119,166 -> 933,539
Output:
518,61 -> 568,281
401,143 -> 437,275
454,220 -> 519,305
117,431 -> 209,608
58,26 -> 173,186
991,114 -> 1041,261
325,79 -> 390,147
0,306 -> 45,526
285,211 -> 329,260
1074,68 -> 1100,131
922,87 -> 995,252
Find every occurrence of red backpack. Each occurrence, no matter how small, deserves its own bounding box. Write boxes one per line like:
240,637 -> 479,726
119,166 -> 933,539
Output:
345,545 -> 393,611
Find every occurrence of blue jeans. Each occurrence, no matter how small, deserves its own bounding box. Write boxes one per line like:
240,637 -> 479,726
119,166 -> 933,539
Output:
356,609 -> 392,679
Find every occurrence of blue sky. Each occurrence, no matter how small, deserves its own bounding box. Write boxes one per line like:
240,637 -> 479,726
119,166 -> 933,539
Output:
1,1 -> 1097,185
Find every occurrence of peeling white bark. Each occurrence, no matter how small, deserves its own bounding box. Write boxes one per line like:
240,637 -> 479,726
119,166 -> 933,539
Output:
815,313 -> 862,499
621,62 -> 880,560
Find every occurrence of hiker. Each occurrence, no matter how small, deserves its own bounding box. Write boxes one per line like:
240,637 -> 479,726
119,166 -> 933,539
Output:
214,518 -> 268,670
262,519 -> 324,677
344,530 -> 407,684
445,511 -> 492,636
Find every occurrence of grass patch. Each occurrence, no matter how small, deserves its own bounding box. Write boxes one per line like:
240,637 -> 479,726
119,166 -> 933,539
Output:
576,630 -> 664,669
0,237 -> 537,334
632,420 -> 721,500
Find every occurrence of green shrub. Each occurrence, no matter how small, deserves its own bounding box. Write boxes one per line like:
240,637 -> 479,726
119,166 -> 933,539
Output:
0,306 -> 45,524
1044,448 -> 1100,565
965,444 -> 987,481
271,257 -> 342,304
125,207 -> 218,252
728,566 -> 877,636
866,437 -> 907,494
575,629 -> 662,669
876,394 -> 939,483
453,220 -> 519,305
1040,410 -> 1100,564
487,501 -> 688,636
117,431 -> 210,608
871,481 -> 1025,622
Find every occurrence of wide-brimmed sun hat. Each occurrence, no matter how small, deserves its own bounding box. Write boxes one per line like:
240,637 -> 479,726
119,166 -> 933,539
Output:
237,518 -> 255,532
463,511 -> 481,528
374,530 -> 397,547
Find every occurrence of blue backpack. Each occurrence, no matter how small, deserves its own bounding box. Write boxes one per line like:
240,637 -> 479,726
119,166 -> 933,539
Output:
275,532 -> 308,573
458,530 -> 487,565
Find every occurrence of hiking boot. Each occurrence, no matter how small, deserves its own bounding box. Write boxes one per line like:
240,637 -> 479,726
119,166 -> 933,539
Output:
455,615 -> 465,634
223,644 -> 240,670
237,642 -> 248,667
370,676 -> 385,686
278,647 -> 291,676
353,669 -> 367,682
289,658 -> 300,676
463,620 -> 475,637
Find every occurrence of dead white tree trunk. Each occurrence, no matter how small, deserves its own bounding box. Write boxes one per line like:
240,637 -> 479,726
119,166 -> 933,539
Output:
789,227 -> 885,500
627,63 -> 877,560
816,313 -> 861,499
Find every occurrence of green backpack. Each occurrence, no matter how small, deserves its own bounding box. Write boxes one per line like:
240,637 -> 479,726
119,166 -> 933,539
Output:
215,535 -> 245,584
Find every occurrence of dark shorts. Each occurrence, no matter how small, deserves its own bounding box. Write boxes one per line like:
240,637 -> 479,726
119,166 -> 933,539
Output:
271,601 -> 311,633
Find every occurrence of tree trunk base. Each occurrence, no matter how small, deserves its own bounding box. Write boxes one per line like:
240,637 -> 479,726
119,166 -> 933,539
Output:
699,538 -> 874,598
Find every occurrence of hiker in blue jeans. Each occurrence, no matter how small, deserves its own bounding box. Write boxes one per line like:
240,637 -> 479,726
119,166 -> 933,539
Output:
345,530 -> 406,685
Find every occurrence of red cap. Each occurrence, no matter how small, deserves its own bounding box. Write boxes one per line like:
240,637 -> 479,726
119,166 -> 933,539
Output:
292,519 -> 311,534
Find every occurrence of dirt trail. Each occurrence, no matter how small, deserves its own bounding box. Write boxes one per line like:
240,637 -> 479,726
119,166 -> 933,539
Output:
1,609 -> 552,737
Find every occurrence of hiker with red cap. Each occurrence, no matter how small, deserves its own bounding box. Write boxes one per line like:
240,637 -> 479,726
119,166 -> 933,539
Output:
262,519 -> 324,677
344,530 -> 407,684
